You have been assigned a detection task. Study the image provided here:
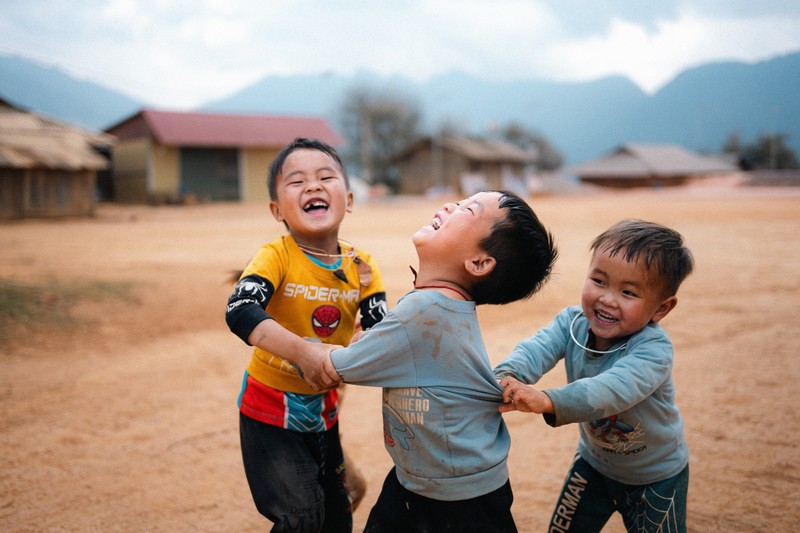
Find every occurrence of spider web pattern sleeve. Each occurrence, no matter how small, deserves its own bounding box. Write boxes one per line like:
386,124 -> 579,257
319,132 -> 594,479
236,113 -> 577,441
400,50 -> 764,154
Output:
226,273 -> 275,344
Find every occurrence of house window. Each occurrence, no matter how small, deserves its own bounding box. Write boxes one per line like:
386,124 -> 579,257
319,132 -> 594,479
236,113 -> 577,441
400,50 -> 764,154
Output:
180,148 -> 239,201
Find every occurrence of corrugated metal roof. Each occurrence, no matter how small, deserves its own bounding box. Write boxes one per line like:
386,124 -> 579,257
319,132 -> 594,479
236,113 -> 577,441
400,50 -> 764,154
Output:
0,101 -> 112,170
109,109 -> 343,148
569,143 -> 738,179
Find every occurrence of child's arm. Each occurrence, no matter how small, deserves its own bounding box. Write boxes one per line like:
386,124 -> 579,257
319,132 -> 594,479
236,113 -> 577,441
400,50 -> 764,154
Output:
329,311 -> 417,387
493,308 -> 573,384
536,327 -> 676,426
226,271 -> 341,390
246,319 -> 342,390
498,376 -> 554,414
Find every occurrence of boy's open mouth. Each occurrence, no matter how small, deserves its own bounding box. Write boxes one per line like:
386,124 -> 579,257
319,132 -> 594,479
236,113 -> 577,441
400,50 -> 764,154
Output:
304,200 -> 328,213
430,214 -> 442,230
594,310 -> 618,324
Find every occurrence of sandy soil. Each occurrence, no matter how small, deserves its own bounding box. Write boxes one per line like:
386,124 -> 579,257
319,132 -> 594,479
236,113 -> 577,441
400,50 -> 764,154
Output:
2,185 -> 799,532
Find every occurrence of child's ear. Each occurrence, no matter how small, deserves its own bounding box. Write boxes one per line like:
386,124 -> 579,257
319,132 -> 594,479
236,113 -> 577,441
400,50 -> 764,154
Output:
346,191 -> 354,213
269,200 -> 284,222
650,296 -> 678,324
465,255 -> 496,278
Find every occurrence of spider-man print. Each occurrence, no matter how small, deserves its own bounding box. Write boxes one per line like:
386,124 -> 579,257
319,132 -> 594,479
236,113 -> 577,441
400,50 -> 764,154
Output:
312,305 -> 341,337
590,415 -> 635,443
587,415 -> 647,453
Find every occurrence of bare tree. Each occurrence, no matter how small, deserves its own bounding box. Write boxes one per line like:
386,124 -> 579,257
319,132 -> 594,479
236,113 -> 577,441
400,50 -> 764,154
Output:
496,122 -> 564,171
337,85 -> 422,189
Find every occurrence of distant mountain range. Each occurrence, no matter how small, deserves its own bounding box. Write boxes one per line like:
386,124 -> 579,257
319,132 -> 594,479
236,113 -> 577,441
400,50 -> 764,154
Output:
0,55 -> 141,134
1,51 -> 798,164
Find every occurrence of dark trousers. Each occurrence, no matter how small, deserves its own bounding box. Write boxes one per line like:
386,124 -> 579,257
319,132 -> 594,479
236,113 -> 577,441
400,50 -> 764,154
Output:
548,454 -> 688,533
239,413 -> 352,533
364,467 -> 517,532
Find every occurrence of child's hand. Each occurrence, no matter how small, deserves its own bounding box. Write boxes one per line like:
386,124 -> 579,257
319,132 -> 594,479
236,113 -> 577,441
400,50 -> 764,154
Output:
499,376 -> 554,414
296,340 -> 342,391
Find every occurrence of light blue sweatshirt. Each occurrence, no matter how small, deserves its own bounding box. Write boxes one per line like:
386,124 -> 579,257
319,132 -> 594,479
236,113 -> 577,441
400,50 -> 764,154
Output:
331,290 -> 510,501
495,305 -> 688,485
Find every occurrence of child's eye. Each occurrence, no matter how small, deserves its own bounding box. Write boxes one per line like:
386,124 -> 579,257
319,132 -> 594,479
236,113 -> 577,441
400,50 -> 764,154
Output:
622,290 -> 639,298
591,278 -> 605,286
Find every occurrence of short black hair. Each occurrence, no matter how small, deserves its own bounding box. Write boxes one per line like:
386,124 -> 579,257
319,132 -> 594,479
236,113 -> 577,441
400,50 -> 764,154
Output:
590,219 -> 694,297
267,138 -> 348,201
471,190 -> 558,305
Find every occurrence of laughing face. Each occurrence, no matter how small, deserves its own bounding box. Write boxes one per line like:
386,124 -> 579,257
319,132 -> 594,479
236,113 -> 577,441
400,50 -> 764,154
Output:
412,191 -> 503,259
269,148 -> 353,249
581,248 -> 676,351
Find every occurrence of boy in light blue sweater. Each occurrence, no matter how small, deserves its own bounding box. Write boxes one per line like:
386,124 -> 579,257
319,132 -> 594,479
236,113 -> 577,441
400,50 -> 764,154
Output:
311,190 -> 557,532
495,219 -> 694,533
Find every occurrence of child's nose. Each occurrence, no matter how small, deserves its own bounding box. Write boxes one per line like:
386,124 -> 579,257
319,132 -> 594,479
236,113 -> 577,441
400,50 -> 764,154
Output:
599,292 -> 615,306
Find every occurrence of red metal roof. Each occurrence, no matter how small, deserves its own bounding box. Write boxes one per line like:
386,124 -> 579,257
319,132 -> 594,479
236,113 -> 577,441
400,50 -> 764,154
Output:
109,109 -> 343,148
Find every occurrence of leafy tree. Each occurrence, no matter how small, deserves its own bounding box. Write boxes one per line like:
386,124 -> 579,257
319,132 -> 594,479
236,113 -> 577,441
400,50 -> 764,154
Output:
337,85 -> 422,188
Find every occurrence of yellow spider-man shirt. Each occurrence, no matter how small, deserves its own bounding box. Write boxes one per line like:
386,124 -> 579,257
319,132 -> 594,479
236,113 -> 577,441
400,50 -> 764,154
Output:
226,235 -> 387,431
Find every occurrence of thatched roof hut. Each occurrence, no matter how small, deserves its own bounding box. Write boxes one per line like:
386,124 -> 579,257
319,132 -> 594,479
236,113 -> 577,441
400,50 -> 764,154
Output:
0,97 -> 113,219
389,135 -> 536,195
568,143 -> 739,188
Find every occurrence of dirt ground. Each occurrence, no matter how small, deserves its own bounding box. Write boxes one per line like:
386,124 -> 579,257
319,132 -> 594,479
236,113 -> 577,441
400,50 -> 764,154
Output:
2,184 -> 799,532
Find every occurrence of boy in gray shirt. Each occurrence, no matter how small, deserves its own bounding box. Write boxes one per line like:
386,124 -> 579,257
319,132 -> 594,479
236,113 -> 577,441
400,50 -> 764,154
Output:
307,190 -> 557,532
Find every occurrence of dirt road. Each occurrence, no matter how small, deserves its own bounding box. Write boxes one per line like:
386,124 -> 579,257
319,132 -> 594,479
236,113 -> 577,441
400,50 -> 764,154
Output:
2,185 -> 799,531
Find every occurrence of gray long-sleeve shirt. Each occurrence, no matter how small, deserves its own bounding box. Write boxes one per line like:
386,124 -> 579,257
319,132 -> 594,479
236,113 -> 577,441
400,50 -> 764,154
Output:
495,305 -> 688,485
331,290 -> 510,501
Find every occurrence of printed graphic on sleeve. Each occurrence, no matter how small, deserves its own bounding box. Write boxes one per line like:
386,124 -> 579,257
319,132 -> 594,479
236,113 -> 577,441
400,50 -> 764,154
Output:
364,295 -> 388,323
235,276 -> 271,304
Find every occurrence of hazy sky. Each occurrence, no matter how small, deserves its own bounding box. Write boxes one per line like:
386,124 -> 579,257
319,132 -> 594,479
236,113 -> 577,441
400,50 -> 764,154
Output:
1,0 -> 799,109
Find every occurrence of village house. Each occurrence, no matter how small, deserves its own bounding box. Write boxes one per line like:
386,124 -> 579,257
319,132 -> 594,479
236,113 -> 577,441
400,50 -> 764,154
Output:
104,109 -> 342,203
567,143 -> 739,188
388,134 -> 537,196
0,97 -> 112,220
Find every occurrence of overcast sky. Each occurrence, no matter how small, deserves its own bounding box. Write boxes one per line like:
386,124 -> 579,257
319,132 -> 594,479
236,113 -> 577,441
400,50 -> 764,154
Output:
1,0 -> 799,109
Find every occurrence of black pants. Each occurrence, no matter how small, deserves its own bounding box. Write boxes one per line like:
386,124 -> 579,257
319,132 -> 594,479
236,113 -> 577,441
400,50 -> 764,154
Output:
364,467 -> 517,532
239,413 -> 352,532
